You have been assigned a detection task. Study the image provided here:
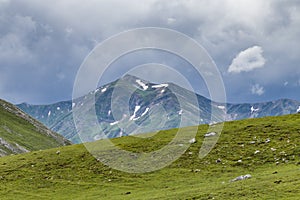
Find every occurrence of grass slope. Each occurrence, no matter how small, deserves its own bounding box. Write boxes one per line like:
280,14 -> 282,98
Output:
0,114 -> 299,199
0,99 -> 70,156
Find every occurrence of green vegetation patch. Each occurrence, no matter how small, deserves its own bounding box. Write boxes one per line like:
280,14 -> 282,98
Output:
0,114 -> 299,199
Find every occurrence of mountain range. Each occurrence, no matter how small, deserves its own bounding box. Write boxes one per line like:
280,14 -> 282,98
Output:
0,99 -> 70,156
17,75 -> 300,143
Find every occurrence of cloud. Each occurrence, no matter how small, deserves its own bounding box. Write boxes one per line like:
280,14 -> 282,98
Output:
0,0 -> 10,4
0,0 -> 299,104
167,17 -> 176,25
251,84 -> 265,96
228,46 -> 266,73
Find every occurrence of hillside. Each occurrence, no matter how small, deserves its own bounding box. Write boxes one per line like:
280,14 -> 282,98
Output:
0,114 -> 299,199
0,99 -> 70,157
17,75 -> 300,143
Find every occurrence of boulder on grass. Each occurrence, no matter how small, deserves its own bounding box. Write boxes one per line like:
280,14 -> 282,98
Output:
231,174 -> 252,182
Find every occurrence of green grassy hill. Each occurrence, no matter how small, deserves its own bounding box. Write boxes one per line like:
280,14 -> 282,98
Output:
0,99 -> 70,156
0,114 -> 299,199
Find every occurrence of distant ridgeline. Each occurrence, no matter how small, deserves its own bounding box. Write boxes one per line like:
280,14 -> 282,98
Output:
17,75 -> 300,144
0,99 -> 70,157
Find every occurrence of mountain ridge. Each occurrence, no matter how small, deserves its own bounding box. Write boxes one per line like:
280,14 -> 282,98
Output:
17,75 -> 300,143
0,99 -> 71,156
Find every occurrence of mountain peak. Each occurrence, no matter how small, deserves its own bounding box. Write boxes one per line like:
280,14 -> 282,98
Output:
16,76 -> 300,144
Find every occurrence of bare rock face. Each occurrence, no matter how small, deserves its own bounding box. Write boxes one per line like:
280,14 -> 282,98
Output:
0,137 -> 29,155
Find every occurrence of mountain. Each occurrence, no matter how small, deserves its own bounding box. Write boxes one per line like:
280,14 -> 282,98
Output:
17,75 -> 300,143
0,99 -> 70,156
0,114 -> 299,199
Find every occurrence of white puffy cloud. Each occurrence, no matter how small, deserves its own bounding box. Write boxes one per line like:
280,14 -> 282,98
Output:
228,46 -> 266,73
251,84 -> 265,96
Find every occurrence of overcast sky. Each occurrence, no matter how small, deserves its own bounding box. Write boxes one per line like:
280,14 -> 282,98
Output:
0,0 -> 299,104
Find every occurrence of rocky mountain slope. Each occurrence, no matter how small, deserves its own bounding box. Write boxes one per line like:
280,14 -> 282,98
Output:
0,99 -> 70,156
17,75 -> 300,143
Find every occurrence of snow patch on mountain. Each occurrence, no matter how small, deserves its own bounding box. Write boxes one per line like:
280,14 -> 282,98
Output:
217,105 -> 226,110
110,121 -> 119,126
297,106 -> 300,113
130,105 -> 141,120
101,87 -> 107,93
93,135 -> 102,141
251,106 -> 259,114
133,107 -> 150,121
141,107 -> 149,117
136,80 -> 148,90
152,84 -> 168,88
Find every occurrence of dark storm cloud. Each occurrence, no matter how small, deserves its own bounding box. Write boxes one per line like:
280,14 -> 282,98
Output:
0,0 -> 299,104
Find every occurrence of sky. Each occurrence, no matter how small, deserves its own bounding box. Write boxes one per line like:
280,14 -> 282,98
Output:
0,0 -> 299,104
